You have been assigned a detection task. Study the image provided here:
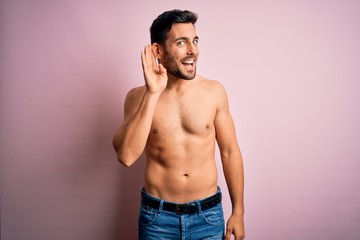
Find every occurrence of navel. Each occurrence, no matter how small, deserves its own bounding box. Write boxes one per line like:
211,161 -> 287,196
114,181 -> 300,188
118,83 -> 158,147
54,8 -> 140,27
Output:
183,173 -> 189,177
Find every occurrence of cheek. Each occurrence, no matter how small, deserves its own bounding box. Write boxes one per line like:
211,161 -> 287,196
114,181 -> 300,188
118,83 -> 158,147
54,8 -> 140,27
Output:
163,52 -> 178,64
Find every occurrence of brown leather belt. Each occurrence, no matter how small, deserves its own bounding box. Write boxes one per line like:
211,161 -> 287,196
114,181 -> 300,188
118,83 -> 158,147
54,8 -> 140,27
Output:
141,191 -> 222,215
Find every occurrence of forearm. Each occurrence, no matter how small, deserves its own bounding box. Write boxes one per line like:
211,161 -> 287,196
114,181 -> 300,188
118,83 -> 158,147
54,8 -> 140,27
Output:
113,91 -> 160,166
222,150 -> 245,216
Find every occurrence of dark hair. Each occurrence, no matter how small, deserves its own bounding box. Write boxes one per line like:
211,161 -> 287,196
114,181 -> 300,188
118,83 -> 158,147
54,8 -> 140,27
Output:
150,9 -> 198,45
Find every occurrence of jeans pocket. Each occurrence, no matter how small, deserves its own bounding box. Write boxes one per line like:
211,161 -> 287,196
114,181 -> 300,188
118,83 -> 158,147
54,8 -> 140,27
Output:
201,203 -> 225,226
139,205 -> 158,225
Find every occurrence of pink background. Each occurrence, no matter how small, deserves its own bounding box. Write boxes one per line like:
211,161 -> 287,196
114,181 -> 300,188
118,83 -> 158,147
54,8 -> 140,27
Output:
1,0 -> 359,239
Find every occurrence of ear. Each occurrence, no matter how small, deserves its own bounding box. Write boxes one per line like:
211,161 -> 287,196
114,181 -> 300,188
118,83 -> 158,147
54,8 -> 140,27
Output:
151,43 -> 163,60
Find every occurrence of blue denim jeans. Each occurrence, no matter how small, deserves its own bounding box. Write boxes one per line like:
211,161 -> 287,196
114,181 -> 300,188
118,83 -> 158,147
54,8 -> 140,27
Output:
138,188 -> 225,240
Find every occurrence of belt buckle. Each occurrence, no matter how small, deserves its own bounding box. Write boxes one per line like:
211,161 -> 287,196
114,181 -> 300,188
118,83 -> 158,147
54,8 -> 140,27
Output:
175,203 -> 196,214
175,204 -> 183,214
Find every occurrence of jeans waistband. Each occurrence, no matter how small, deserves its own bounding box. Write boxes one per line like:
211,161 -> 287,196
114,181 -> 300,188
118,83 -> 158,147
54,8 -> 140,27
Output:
141,188 -> 222,215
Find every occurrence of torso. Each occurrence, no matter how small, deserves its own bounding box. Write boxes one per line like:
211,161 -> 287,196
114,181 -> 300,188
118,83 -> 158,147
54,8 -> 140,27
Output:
140,76 -> 221,203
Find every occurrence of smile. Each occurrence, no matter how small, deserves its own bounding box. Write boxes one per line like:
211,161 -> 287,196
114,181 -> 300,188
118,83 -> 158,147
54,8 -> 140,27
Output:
182,59 -> 195,67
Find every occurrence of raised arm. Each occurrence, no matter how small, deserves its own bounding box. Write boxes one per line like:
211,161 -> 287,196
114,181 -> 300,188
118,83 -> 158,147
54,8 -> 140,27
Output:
112,45 -> 167,167
214,83 -> 245,240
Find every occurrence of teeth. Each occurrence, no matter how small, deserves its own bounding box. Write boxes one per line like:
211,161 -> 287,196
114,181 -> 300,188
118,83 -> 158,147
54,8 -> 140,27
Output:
184,60 -> 194,64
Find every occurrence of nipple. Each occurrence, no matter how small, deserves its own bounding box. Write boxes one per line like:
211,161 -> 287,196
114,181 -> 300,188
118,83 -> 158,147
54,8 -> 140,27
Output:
153,129 -> 158,134
206,124 -> 211,129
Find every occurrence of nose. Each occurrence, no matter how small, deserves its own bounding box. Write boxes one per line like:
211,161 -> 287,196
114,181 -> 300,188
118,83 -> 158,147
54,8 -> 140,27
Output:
187,42 -> 196,55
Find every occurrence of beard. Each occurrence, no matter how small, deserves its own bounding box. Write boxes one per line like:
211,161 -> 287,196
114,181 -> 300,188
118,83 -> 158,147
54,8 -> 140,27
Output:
162,50 -> 197,80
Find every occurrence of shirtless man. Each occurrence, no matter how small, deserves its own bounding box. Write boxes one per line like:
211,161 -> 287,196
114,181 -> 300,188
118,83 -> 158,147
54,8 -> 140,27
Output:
113,10 -> 245,240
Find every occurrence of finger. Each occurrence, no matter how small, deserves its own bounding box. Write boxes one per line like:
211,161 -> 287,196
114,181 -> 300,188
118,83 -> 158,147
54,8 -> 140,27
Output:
141,48 -> 150,80
234,233 -> 245,240
149,46 -> 159,73
144,45 -> 152,70
158,63 -> 166,75
224,229 -> 232,240
143,45 -> 155,75
141,48 -> 146,71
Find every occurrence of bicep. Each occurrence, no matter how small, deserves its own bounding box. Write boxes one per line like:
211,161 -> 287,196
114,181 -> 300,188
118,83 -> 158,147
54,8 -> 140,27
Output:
214,85 -> 239,155
122,87 -> 144,124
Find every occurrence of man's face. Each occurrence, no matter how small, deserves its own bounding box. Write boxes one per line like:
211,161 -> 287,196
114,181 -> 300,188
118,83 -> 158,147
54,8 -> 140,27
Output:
160,23 -> 199,80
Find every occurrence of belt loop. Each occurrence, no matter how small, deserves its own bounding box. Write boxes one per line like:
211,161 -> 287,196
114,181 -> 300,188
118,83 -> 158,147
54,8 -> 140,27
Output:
195,200 -> 201,216
158,200 -> 164,215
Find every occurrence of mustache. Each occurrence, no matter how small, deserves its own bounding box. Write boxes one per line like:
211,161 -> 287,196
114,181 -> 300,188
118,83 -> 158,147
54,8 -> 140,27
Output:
181,55 -> 196,61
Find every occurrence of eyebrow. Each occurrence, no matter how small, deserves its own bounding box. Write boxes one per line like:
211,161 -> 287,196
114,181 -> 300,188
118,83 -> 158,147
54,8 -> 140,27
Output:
174,36 -> 199,42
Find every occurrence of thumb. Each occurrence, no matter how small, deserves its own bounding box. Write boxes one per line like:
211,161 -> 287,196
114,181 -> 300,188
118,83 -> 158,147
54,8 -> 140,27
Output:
225,227 -> 232,240
158,63 -> 167,75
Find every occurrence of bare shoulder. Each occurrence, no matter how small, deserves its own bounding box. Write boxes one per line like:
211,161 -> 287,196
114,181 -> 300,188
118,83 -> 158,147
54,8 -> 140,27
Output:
126,85 -> 146,99
196,75 -> 227,96
123,86 -> 146,114
196,76 -> 229,111
125,86 -> 146,104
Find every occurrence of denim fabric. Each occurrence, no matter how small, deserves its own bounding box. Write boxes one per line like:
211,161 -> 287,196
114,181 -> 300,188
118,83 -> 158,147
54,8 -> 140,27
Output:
138,189 -> 225,240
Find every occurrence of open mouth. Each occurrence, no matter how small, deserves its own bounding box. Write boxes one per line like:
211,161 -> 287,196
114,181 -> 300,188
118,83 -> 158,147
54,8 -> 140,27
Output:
182,59 -> 195,67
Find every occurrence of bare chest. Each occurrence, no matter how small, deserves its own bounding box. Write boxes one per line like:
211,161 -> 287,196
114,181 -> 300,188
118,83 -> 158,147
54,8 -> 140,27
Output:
151,95 -> 217,136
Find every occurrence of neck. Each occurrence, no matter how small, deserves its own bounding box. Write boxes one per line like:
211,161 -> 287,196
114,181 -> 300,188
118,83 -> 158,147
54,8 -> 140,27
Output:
166,73 -> 196,92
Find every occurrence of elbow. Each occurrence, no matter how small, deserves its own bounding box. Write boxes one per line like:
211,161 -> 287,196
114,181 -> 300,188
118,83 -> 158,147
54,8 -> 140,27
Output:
115,149 -> 138,167
112,138 -> 140,167
117,154 -> 135,167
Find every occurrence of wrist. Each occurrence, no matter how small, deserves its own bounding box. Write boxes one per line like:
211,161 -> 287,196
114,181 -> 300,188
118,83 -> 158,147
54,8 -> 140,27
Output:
145,88 -> 163,97
232,208 -> 244,217
145,84 -> 165,95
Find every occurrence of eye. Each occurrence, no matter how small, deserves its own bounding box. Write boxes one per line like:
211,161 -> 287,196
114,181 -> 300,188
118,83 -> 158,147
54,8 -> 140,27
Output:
193,39 -> 199,45
177,41 -> 186,46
